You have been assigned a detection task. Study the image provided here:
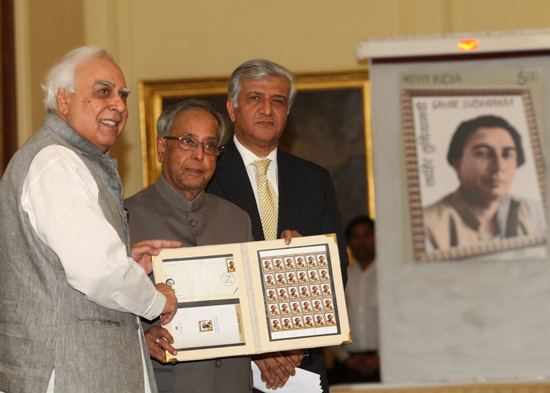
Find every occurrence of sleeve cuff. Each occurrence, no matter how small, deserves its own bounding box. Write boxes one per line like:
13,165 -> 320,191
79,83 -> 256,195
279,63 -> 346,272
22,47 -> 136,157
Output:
141,289 -> 167,321
112,283 -> 167,321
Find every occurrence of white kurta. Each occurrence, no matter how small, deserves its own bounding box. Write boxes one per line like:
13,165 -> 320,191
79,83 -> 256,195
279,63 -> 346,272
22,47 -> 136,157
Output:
22,145 -> 164,392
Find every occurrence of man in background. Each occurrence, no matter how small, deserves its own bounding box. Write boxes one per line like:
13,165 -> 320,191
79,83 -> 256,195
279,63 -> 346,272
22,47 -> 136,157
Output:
125,99 -> 254,393
330,216 -> 380,383
207,58 -> 349,392
0,46 -> 178,392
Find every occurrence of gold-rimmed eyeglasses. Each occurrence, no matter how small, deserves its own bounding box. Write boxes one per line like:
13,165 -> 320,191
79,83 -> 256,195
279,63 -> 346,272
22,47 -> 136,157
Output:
163,136 -> 223,156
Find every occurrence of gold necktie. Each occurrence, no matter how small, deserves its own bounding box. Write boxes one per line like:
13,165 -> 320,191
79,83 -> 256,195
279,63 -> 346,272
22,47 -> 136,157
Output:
252,159 -> 279,240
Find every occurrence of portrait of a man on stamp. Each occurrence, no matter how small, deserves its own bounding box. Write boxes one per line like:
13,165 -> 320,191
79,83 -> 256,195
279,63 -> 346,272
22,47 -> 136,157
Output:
401,87 -> 547,261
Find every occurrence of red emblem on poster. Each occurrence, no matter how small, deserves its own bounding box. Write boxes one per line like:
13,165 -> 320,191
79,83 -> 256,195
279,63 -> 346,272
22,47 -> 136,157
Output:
458,39 -> 479,52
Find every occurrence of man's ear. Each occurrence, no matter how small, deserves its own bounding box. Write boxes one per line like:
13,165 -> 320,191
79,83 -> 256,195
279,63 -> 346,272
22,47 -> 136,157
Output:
56,89 -> 69,116
452,158 -> 462,179
226,99 -> 236,122
157,136 -> 166,163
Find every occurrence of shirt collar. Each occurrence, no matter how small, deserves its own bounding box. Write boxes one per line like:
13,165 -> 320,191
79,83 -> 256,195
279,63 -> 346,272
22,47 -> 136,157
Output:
453,188 -> 512,235
154,174 -> 206,212
233,135 -> 278,166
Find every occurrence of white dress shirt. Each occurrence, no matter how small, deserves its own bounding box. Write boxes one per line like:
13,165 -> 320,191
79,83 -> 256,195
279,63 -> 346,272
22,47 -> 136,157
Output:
234,135 -> 278,212
331,261 -> 378,362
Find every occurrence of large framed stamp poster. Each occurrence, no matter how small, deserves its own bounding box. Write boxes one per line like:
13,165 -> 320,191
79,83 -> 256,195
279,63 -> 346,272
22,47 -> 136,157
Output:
362,31 -> 550,386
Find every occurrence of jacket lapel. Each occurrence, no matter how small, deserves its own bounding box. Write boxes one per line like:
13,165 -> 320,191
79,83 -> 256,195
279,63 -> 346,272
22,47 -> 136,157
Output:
215,139 -> 265,240
277,150 -> 302,235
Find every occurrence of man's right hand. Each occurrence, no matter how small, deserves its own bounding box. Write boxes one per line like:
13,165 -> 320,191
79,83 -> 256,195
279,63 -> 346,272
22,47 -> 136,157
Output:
131,239 -> 181,275
156,283 -> 177,325
253,350 -> 305,389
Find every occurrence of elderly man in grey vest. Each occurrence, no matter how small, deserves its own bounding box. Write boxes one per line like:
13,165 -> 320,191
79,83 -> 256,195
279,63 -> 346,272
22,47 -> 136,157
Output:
0,46 -> 179,393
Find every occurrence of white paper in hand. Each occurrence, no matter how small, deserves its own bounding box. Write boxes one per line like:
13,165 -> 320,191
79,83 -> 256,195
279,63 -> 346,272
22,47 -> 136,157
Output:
252,361 -> 322,393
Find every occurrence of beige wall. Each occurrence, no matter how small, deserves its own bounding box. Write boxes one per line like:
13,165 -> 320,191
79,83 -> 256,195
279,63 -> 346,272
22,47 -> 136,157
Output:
14,0 -> 550,196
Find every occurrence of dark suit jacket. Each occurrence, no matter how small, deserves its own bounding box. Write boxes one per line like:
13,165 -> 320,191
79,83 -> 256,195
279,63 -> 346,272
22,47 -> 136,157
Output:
207,138 -> 349,285
206,137 -> 349,392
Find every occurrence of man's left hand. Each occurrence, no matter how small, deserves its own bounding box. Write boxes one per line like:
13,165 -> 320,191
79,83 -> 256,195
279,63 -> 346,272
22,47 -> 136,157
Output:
131,239 -> 181,274
253,350 -> 306,389
145,326 -> 177,362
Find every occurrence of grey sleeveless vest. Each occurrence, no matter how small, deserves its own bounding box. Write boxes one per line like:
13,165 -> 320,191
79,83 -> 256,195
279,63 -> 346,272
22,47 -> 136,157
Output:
0,112 -> 157,393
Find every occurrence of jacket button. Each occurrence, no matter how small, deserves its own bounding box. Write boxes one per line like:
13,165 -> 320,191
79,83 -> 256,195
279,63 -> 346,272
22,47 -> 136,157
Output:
190,219 -> 198,227
215,359 -> 222,367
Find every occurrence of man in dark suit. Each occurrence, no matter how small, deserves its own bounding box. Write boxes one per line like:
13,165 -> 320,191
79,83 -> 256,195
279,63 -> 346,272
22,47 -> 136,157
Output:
207,59 -> 349,392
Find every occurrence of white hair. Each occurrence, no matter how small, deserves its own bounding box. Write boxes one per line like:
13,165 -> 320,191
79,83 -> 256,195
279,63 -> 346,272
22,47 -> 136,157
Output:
156,99 -> 225,142
42,46 -> 114,112
227,59 -> 296,113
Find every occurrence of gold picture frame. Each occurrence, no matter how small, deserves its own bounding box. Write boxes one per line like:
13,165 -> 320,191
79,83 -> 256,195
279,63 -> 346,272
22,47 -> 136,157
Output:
139,69 -> 374,221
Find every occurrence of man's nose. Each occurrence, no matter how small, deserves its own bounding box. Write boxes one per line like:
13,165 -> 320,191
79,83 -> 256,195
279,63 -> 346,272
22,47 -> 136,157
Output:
489,153 -> 507,171
110,94 -> 127,113
191,143 -> 205,160
259,99 -> 273,115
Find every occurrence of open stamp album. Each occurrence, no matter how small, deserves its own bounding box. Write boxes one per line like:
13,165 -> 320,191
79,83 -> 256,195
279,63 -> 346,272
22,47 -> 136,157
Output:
152,234 -> 351,362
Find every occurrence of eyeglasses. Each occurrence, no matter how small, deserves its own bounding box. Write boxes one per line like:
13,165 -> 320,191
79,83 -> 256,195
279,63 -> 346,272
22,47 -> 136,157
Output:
163,136 -> 223,156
